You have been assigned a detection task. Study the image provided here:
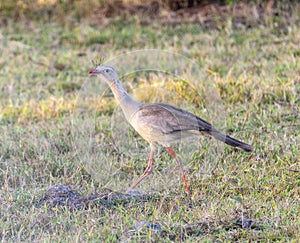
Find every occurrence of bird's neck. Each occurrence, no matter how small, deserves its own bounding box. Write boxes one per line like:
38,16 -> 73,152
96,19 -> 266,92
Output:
109,80 -> 129,103
109,80 -> 141,121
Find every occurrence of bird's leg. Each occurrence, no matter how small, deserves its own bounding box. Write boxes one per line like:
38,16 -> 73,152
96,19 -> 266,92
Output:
129,145 -> 155,190
166,146 -> 191,197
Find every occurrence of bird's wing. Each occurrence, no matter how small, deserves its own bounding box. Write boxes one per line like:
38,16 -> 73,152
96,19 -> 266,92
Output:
131,103 -> 252,152
133,103 -> 213,135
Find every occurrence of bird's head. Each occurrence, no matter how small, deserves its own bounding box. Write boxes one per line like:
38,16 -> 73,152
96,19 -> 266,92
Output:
88,65 -> 119,84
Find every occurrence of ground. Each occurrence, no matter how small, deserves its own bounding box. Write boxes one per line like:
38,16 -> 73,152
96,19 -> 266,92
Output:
0,1 -> 299,242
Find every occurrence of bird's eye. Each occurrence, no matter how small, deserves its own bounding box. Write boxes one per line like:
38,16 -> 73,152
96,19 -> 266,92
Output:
105,69 -> 109,73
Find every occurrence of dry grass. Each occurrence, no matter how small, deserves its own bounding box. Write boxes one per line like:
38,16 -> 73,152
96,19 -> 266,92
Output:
0,1 -> 300,242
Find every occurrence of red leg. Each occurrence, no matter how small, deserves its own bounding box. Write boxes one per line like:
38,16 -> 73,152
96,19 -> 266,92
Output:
166,146 -> 191,197
130,145 -> 155,190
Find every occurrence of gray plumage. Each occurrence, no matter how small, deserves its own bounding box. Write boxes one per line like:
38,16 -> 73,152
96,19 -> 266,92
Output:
89,65 -> 253,196
130,103 -> 252,152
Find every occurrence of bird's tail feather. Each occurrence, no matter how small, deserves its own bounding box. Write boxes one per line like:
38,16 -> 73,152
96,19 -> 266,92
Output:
211,130 -> 252,152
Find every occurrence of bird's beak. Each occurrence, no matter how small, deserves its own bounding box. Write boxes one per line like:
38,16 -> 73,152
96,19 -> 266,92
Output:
88,69 -> 97,74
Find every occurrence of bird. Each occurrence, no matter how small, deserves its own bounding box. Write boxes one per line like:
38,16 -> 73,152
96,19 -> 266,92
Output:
88,65 -> 252,197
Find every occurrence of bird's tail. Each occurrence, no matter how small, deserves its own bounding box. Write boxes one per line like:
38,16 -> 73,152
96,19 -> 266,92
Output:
210,130 -> 252,152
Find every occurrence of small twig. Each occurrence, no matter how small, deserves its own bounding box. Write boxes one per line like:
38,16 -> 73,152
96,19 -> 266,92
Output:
28,56 -> 48,67
288,169 -> 300,173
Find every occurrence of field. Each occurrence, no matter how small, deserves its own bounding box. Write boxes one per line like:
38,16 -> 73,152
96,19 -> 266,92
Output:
0,1 -> 299,242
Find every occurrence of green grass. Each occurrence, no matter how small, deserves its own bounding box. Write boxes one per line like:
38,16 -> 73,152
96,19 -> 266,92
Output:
0,7 -> 300,242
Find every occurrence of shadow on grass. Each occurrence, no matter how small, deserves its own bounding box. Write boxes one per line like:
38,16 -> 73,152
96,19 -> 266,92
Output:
36,184 -> 265,240
36,184 -> 162,211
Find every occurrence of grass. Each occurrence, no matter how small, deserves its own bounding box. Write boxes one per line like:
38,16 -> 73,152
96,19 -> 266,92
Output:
0,3 -> 300,242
